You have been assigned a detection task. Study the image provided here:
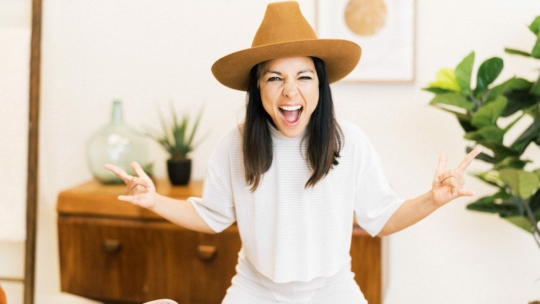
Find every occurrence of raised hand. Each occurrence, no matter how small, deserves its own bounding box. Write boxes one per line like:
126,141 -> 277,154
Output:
104,162 -> 158,209
431,148 -> 481,206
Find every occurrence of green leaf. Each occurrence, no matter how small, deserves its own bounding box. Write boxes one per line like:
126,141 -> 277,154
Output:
502,91 -> 538,117
493,156 -> 530,170
530,74 -> 540,96
478,141 -> 520,161
532,32 -> 540,59
455,52 -> 475,94
503,216 -> 534,233
464,125 -> 505,144
458,117 -> 476,133
499,168 -> 540,199
511,117 -> 540,153
474,57 -> 504,95
504,48 -> 532,57
466,191 -> 514,214
428,69 -> 461,92
429,93 -> 474,111
471,96 -> 507,128
422,87 -> 455,94
472,171 -> 504,187
487,77 -> 531,103
529,16 -> 540,35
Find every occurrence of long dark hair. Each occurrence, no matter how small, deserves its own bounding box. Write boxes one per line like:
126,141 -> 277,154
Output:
243,57 -> 343,191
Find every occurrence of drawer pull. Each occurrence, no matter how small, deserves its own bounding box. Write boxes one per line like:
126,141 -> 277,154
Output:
197,245 -> 217,261
103,239 -> 122,254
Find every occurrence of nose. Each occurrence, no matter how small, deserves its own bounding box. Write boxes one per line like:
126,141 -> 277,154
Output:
282,81 -> 299,98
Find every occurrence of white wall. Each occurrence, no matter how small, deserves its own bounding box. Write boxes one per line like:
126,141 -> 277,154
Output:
3,0 -> 540,303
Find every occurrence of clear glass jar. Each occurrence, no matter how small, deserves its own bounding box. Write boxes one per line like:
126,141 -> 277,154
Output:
86,100 -> 151,184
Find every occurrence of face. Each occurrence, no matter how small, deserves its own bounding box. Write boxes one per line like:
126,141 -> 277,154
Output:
258,56 -> 319,138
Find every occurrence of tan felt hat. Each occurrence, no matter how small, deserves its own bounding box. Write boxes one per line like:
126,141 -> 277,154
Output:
211,1 -> 362,91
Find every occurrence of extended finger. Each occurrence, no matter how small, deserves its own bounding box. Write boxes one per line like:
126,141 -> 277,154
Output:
104,164 -> 132,183
457,148 -> 481,173
131,162 -> 151,180
434,152 -> 447,182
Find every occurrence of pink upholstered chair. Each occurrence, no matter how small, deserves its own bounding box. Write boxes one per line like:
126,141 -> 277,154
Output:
143,300 -> 178,304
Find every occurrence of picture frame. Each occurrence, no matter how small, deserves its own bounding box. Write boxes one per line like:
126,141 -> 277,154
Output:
315,0 -> 415,83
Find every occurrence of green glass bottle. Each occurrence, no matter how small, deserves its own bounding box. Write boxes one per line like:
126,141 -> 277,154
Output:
87,100 -> 151,184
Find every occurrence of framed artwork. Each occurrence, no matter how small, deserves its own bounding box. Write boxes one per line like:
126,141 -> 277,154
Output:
316,0 -> 415,82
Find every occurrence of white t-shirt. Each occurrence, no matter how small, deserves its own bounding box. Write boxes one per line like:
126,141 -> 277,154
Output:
189,120 -> 404,283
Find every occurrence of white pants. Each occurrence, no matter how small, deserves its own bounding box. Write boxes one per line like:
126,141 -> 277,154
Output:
222,253 -> 367,304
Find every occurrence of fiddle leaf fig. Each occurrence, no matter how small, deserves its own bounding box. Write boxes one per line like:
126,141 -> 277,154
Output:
499,168 -> 540,199
474,57 -> 504,96
511,117 -> 540,153
428,69 -> 461,92
532,33 -> 540,59
471,96 -> 507,128
429,93 -> 474,111
504,48 -> 531,57
504,216 -> 535,233
464,125 -> 505,144
529,16 -> 540,35
455,52 -> 475,94
488,77 -> 531,102
494,156 -> 530,170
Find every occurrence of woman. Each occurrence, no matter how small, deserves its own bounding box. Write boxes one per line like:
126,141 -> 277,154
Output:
106,2 -> 480,303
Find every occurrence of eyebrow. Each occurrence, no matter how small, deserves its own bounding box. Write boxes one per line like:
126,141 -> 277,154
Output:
262,69 -> 315,76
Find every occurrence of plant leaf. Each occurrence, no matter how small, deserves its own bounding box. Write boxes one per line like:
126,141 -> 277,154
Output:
503,216 -> 534,233
493,156 -> 530,170
499,168 -> 540,199
488,77 -> 531,103
422,87 -> 455,94
466,191 -> 514,214
474,57 -> 504,96
428,69 -> 461,92
504,48 -> 532,57
455,52 -> 475,94
464,125 -> 505,144
502,89 -> 539,117
477,141 -> 520,161
471,96 -> 507,128
472,171 -> 504,187
529,16 -> 540,35
532,32 -> 540,59
429,93 -> 474,111
510,117 -> 540,153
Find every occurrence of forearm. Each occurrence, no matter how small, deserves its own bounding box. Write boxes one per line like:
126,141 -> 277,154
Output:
149,194 -> 216,234
377,191 -> 439,237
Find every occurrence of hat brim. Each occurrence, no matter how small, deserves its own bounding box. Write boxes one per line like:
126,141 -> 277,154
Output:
211,39 -> 361,91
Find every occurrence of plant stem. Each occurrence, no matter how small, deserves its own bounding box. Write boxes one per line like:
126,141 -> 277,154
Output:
520,196 -> 540,249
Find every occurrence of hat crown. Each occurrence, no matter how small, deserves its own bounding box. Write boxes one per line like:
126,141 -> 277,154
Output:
251,1 -> 317,48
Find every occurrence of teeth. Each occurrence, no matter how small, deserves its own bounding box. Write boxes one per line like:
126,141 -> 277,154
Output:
279,105 -> 302,111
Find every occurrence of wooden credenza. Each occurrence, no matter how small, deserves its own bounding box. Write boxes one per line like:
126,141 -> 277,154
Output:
57,180 -> 381,304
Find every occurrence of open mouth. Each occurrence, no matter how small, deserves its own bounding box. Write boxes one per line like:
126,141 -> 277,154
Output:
279,105 -> 303,124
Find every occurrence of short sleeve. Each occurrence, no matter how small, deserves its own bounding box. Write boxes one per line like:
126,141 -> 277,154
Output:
189,132 -> 237,233
353,131 -> 404,237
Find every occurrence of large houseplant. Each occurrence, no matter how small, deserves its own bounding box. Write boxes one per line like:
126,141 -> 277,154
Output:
424,16 -> 540,250
145,102 -> 205,185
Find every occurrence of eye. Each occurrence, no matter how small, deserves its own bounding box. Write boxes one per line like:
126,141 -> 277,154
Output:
298,76 -> 312,80
267,76 -> 282,82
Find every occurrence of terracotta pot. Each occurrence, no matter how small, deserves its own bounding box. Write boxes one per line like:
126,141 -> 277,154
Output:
167,159 -> 192,185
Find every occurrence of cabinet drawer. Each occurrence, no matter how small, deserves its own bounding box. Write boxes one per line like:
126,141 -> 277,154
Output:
58,216 -> 156,302
58,216 -> 242,304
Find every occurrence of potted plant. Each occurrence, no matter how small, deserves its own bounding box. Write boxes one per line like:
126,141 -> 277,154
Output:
424,16 -> 540,251
145,102 -> 205,185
